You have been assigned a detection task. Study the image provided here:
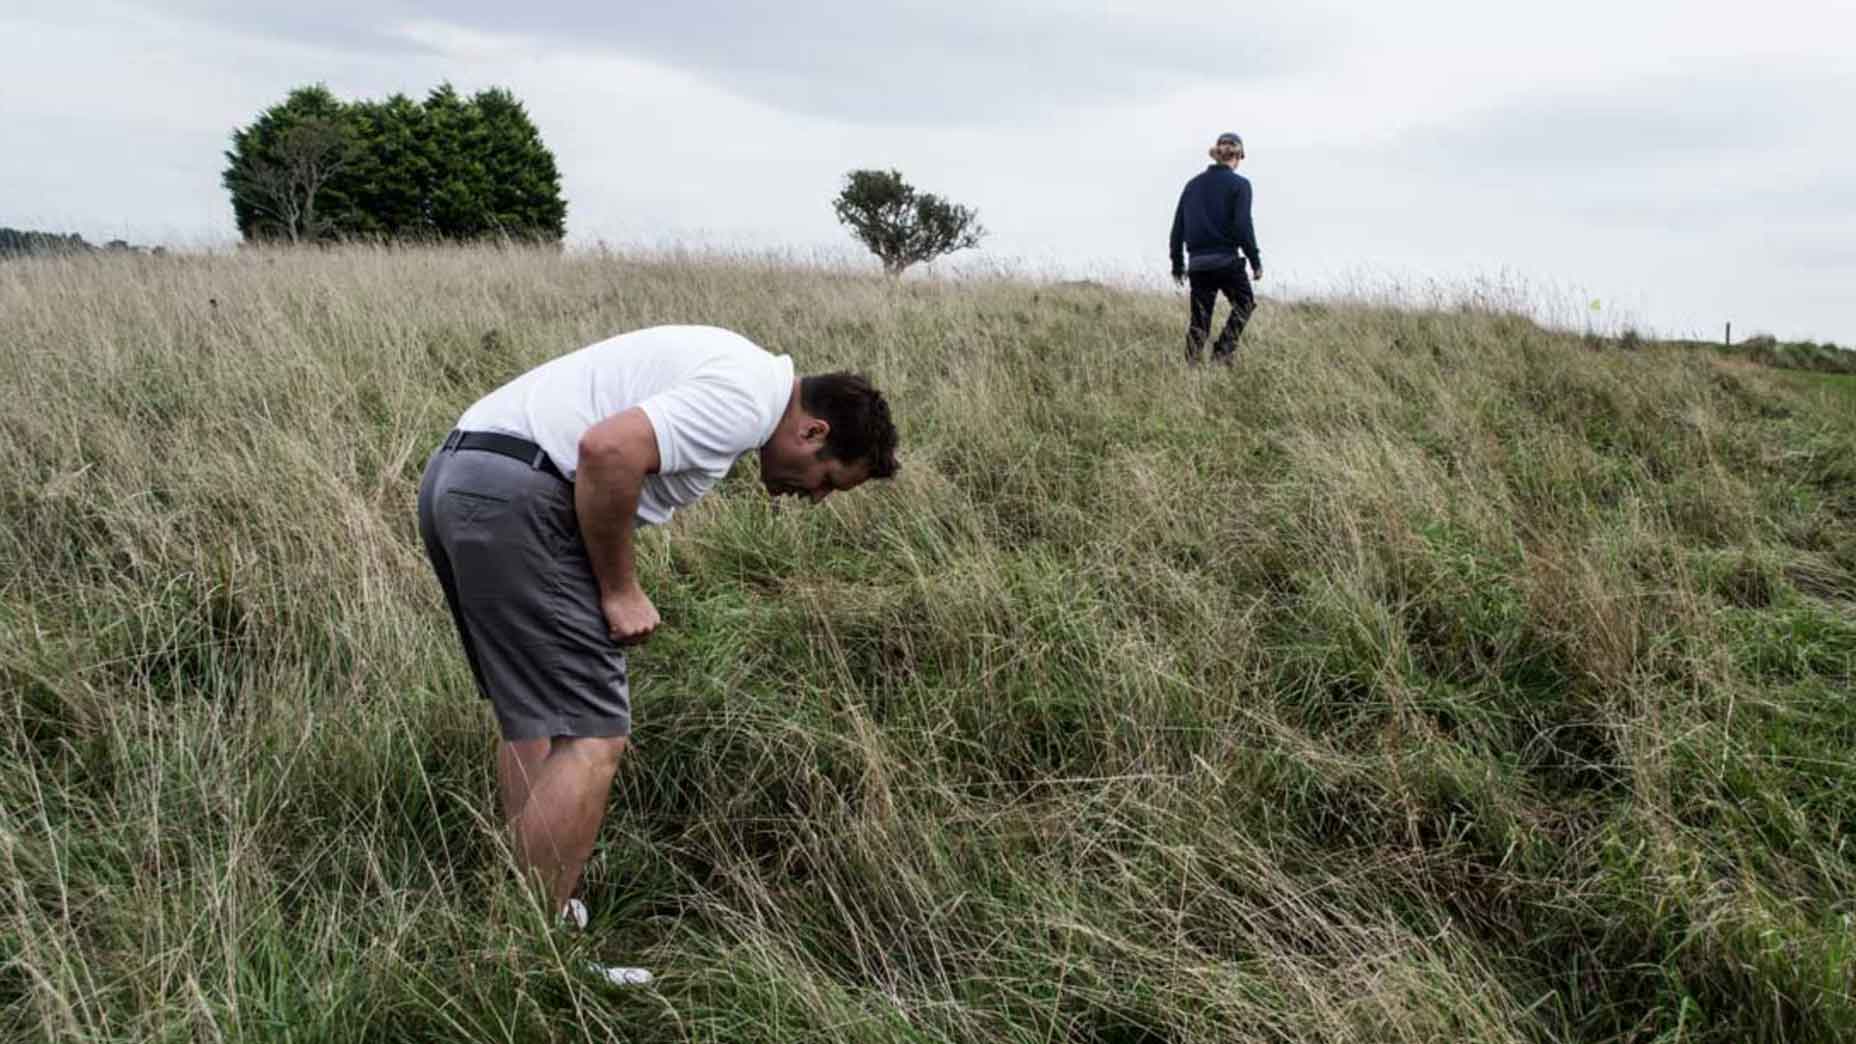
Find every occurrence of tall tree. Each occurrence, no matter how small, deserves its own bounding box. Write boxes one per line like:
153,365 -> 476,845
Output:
473,88 -> 567,242
344,93 -> 434,239
832,169 -> 985,276
420,84 -> 491,240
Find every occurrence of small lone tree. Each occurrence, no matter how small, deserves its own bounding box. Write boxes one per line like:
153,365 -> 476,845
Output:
832,169 -> 984,276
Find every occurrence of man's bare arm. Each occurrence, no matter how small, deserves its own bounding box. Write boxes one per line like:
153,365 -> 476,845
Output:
575,408 -> 662,644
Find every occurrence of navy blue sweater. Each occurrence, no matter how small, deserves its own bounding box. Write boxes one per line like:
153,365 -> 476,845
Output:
1169,165 -> 1261,274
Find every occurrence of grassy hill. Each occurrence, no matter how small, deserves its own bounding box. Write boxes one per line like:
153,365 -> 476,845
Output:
3,246 -> 1852,1043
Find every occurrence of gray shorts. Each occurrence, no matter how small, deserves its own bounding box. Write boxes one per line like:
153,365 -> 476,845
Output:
416,443 -> 630,740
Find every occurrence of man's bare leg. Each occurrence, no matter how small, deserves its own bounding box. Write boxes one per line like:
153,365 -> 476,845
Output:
500,735 -> 629,913
498,738 -> 552,825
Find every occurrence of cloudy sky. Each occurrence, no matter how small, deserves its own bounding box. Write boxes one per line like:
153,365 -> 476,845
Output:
5,0 -> 1851,343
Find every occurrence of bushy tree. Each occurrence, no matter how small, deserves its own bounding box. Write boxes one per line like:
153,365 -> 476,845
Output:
222,83 -> 567,244
832,169 -> 985,276
222,86 -> 357,244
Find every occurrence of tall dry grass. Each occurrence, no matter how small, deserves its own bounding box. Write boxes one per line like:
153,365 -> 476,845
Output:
2,245 -> 1853,1043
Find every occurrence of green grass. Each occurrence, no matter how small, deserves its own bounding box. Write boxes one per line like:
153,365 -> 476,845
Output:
2,245 -> 1853,1042
1772,370 -> 1856,417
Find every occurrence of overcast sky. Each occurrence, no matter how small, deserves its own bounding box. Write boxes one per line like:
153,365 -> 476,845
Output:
5,0 -> 1851,343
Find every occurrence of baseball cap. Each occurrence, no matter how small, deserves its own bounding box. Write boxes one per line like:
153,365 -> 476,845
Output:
1215,131 -> 1244,148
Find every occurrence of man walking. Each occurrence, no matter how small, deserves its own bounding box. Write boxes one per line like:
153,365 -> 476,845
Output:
1169,131 -> 1263,363
416,325 -> 898,980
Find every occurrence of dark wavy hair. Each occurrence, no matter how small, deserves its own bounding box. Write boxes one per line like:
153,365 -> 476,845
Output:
799,372 -> 899,479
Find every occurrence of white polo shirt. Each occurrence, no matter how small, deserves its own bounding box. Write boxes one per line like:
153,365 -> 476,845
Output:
456,325 -> 795,526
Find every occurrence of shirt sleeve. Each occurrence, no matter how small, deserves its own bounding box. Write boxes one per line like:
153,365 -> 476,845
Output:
1231,179 -> 1260,267
635,372 -> 769,476
1169,195 -> 1186,272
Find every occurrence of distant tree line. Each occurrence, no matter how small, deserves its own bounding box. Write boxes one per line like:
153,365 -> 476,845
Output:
223,84 -> 566,245
0,227 -> 157,258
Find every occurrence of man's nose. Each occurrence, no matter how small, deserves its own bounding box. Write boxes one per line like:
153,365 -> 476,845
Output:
810,488 -> 831,503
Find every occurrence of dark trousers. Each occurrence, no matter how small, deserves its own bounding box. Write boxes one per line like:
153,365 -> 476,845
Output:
1186,264 -> 1255,362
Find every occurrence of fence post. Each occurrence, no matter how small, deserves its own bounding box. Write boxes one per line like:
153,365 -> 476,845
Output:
1725,321 -> 1732,346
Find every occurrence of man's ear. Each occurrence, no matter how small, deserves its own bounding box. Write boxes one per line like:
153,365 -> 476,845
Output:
801,418 -> 830,445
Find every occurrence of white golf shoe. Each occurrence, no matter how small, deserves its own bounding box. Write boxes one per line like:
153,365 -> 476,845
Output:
559,900 -> 653,985
586,962 -> 654,987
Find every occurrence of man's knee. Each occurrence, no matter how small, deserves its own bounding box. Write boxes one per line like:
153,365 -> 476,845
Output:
560,734 -> 630,773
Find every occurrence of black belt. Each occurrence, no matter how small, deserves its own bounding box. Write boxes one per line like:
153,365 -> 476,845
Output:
443,429 -> 568,482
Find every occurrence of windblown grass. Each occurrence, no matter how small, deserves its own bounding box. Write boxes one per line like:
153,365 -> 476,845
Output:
3,245 -> 1853,1043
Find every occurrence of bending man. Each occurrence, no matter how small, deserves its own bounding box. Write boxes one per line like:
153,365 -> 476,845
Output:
416,324 -> 898,967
